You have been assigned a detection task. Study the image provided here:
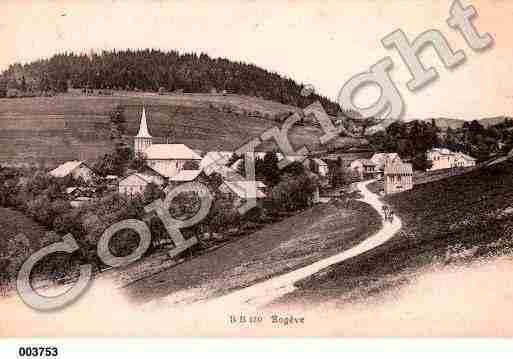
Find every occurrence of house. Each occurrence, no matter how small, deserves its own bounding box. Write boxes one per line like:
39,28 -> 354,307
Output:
167,169 -> 206,191
454,152 -> 477,168
200,151 -> 235,175
310,158 -> 329,177
218,180 -> 267,207
371,153 -> 401,171
349,159 -> 377,179
384,161 -> 413,195
49,160 -> 96,182
118,172 -> 165,197
134,107 -> 202,178
426,148 -> 476,171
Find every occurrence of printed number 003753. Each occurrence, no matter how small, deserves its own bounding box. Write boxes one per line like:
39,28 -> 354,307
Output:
18,347 -> 58,357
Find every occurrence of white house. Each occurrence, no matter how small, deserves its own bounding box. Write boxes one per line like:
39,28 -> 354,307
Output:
384,161 -> 413,195
118,172 -> 165,197
49,161 -> 96,182
426,148 -> 476,171
134,107 -> 202,178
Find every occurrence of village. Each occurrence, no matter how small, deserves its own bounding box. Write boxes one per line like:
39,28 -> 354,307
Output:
0,98 -> 488,300
41,107 -> 479,243
47,107 -> 477,206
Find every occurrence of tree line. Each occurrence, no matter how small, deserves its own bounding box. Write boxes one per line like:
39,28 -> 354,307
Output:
368,119 -> 513,170
0,49 -> 340,114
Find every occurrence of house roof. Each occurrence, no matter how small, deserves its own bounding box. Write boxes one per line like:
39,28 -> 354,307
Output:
135,107 -> 152,138
371,153 -> 400,164
144,144 -> 202,160
360,159 -> 376,166
384,162 -> 413,175
222,181 -> 266,199
429,148 -> 452,155
457,152 -> 476,161
169,169 -> 203,182
119,172 -> 160,186
200,151 -> 234,173
49,161 -> 85,177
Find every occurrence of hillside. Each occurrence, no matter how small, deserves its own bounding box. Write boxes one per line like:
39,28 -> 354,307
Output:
123,199 -> 380,304
0,94 -> 364,167
1,49 -> 340,115
282,160 -> 513,305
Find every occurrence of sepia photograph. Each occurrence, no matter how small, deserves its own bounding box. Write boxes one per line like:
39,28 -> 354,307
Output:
1,0 -> 513,349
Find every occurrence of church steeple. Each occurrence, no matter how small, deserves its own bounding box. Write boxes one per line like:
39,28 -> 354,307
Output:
134,107 -> 153,155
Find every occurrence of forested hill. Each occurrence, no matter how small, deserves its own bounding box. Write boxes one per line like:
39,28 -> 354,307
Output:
0,49 -> 340,114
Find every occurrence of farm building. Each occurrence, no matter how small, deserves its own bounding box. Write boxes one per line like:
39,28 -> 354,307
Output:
134,107 -> 202,178
426,148 -> 476,171
49,160 -> 96,182
384,161 -> 413,195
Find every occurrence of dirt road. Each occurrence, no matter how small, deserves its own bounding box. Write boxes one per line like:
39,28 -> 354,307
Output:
193,179 -> 402,310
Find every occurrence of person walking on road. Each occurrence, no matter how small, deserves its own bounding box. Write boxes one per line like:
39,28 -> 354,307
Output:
382,205 -> 389,222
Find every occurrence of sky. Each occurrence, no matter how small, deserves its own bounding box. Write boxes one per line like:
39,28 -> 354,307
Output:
1,0 -> 512,119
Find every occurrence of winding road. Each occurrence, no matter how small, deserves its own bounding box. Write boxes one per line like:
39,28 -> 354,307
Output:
201,179 -> 402,309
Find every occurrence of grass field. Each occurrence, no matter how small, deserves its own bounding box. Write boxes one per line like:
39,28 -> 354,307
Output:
121,199 -> 380,304
0,93 -> 363,167
280,159 -> 513,307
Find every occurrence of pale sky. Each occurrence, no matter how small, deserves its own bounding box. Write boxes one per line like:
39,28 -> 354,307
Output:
1,0 -> 511,119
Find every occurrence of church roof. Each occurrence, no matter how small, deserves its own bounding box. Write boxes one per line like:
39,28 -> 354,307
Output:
144,144 -> 202,160
136,107 -> 152,138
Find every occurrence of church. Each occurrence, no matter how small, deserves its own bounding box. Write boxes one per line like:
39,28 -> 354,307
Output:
134,107 -> 202,178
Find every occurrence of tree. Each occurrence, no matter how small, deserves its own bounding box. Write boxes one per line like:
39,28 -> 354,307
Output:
143,182 -> 164,205
411,152 -> 432,171
330,158 -> 350,188
93,146 -> 133,177
0,50 -> 342,115
272,173 -> 318,211
281,161 -> 305,176
129,152 -> 148,172
259,152 -> 281,186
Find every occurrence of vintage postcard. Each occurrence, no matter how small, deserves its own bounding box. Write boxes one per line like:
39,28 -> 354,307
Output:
1,0 -> 512,341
